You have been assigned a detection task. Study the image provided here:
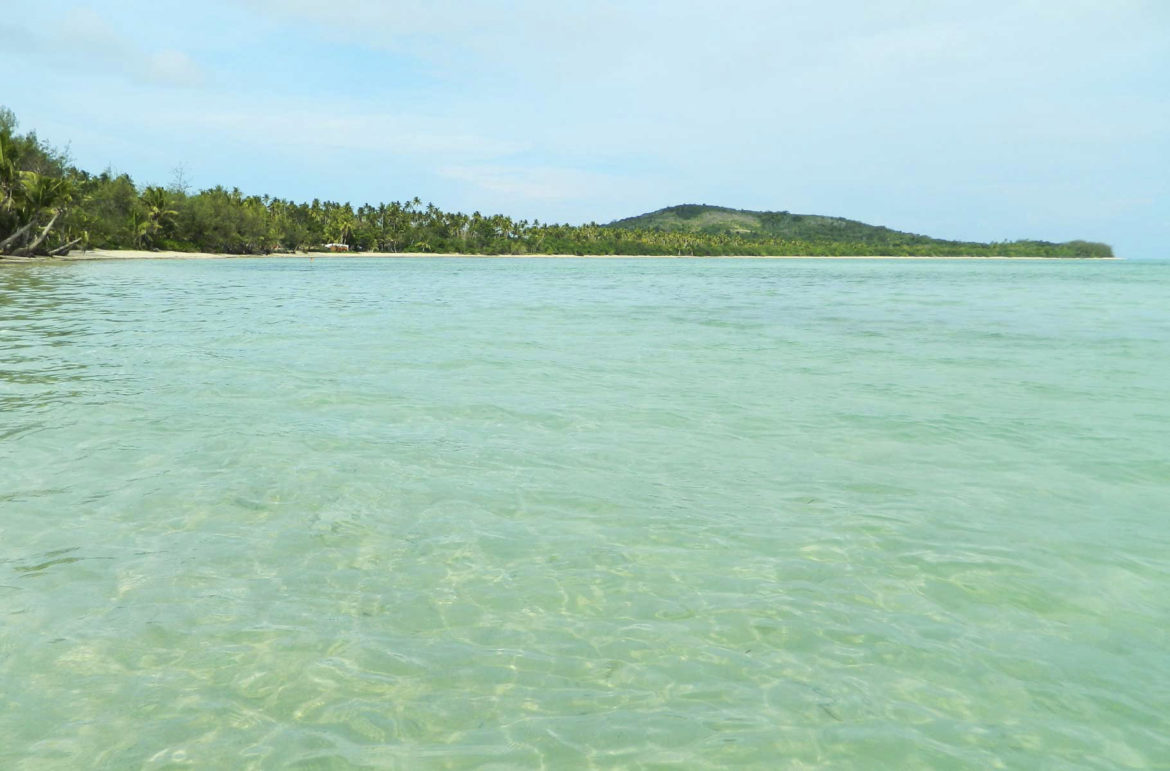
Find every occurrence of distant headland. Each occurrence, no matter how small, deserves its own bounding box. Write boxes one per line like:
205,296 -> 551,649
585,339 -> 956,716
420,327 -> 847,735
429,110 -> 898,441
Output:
1,108 -> 1113,260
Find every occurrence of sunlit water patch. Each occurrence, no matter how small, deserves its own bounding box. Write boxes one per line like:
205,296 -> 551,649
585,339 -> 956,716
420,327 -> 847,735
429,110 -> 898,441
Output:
2,257 -> 1169,768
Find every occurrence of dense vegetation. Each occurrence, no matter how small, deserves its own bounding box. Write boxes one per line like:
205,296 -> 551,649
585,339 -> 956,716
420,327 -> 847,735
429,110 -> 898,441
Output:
1,109 -> 1113,259
609,205 -> 1115,258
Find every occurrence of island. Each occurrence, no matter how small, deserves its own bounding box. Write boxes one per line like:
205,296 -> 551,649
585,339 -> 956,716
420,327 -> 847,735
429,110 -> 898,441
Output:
1,108 -> 1113,260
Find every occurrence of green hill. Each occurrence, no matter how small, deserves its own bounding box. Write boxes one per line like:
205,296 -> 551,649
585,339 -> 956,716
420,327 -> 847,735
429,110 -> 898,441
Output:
608,204 -> 936,244
606,204 -> 1113,257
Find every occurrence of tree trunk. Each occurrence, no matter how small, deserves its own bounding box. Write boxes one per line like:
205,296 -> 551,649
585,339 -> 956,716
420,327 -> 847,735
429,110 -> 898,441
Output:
0,219 -> 35,253
49,236 -> 83,256
13,210 -> 61,256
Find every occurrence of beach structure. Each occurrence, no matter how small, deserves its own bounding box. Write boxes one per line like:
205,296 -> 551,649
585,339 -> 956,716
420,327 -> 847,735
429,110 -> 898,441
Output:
324,243 -> 350,252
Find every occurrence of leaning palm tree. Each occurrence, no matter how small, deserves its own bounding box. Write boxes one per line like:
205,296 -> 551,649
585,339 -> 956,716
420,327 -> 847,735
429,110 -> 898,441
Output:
1,171 -> 75,256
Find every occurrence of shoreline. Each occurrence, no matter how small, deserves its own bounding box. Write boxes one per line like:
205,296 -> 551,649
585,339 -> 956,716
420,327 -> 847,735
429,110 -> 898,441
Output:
17,249 -> 1118,262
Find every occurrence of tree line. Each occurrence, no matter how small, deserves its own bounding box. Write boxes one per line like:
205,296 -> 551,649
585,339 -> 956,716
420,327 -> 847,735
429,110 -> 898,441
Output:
1,109 -> 1114,259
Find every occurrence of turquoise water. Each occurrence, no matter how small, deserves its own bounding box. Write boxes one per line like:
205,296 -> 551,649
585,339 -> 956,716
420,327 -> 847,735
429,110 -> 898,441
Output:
2,257 -> 1168,769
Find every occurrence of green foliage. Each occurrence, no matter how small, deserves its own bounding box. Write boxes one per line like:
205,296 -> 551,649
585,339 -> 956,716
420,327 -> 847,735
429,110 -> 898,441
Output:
0,109 -> 1115,260
1,114 -> 80,256
604,205 -> 1113,257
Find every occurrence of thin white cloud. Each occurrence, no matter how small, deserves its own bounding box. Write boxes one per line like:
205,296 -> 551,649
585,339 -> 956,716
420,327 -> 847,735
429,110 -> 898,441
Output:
143,50 -> 205,88
143,105 -> 527,159
32,6 -> 206,88
439,164 -> 629,202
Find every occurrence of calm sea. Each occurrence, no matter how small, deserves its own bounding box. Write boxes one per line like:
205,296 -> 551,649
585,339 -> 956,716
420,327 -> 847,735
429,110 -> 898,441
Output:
2,257 -> 1168,769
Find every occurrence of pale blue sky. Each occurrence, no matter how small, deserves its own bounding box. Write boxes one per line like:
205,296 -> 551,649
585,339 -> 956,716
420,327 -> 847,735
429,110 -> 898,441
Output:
4,1 -> 1167,256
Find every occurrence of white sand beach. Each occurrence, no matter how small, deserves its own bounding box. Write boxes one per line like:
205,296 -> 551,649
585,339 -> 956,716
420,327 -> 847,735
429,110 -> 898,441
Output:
53,249 -> 1071,261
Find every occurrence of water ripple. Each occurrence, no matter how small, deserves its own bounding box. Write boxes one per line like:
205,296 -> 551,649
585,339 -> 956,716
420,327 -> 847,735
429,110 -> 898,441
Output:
1,258 -> 1169,768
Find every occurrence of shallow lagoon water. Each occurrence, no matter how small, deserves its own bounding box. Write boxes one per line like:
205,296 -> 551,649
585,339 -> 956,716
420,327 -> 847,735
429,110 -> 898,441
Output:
1,257 -> 1168,769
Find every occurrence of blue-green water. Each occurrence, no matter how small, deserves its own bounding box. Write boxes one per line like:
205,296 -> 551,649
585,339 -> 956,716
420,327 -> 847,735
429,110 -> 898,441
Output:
2,257 -> 1168,769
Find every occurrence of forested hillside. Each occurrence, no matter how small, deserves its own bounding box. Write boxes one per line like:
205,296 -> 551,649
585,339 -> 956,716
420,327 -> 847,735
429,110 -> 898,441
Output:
608,205 -> 1114,258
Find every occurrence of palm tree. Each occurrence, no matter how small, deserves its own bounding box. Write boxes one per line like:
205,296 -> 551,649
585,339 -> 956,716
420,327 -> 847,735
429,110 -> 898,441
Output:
1,171 -> 75,256
0,129 -> 18,214
325,204 -> 355,247
140,186 -> 178,247
128,209 -> 151,249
